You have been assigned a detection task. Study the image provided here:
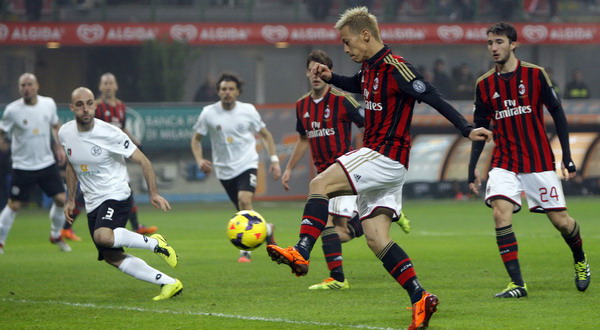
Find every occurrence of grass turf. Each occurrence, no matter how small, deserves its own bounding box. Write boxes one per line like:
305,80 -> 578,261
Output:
0,197 -> 597,329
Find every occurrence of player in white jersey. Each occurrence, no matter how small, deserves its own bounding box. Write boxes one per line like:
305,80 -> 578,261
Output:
0,73 -> 70,254
191,72 -> 281,262
60,87 -> 182,301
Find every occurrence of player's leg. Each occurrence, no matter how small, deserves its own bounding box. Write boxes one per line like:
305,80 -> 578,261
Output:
267,162 -> 351,276
523,170 -> 590,291
547,210 -> 590,291
362,211 -> 438,330
38,164 -> 71,252
62,188 -> 84,241
90,198 -> 182,301
484,168 -> 527,298
0,169 -> 32,252
90,197 -> 178,269
309,213 -> 350,290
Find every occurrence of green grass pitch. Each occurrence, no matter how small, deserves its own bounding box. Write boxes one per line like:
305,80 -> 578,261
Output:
0,197 -> 597,329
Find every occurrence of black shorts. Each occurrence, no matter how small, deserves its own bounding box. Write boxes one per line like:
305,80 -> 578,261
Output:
87,196 -> 132,261
220,168 -> 257,210
9,164 -> 65,201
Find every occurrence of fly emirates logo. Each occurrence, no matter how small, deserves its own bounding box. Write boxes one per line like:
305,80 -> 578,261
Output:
306,121 -> 335,139
495,99 -> 531,120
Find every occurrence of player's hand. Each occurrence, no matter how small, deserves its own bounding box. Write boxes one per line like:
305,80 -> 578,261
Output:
310,63 -> 332,82
468,127 -> 492,142
150,194 -> 171,211
55,147 -> 67,166
64,201 -> 76,224
198,159 -> 212,174
469,168 -> 482,195
281,169 -> 292,191
560,160 -> 577,180
270,162 -> 281,181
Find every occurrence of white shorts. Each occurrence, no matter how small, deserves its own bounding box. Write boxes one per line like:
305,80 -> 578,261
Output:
336,147 -> 406,220
328,195 -> 357,218
485,167 -> 567,213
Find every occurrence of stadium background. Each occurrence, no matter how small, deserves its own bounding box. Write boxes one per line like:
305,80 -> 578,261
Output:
1,0 -> 599,204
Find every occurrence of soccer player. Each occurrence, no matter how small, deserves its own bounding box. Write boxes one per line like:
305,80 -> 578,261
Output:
468,22 -> 591,298
0,73 -> 71,254
191,72 -> 281,263
267,7 -> 492,329
284,50 -> 411,290
62,73 -> 158,239
60,87 -> 182,301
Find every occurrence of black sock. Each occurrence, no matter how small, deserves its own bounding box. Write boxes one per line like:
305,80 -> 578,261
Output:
321,227 -> 344,282
346,213 -> 363,238
496,225 -> 524,286
129,205 -> 140,231
377,240 -> 424,304
562,221 -> 585,262
295,194 -> 329,260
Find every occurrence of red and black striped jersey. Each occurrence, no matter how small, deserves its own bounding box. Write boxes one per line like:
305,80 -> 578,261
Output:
296,86 -> 364,173
95,98 -> 127,129
329,46 -> 472,167
474,61 -> 563,173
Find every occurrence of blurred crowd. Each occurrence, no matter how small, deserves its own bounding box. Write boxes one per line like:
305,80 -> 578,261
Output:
2,0 -> 599,22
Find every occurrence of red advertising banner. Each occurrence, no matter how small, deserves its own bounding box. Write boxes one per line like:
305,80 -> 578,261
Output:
0,22 -> 598,46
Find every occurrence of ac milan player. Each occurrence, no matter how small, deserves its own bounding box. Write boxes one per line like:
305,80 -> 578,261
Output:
468,22 -> 590,298
283,50 -> 411,291
62,73 -> 158,239
266,7 -> 492,330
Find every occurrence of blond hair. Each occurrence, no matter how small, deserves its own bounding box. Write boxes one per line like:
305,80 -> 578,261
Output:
334,6 -> 381,42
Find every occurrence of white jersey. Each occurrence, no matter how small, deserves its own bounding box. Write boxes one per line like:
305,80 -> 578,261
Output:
59,119 -> 137,212
193,101 -> 266,180
0,95 -> 58,170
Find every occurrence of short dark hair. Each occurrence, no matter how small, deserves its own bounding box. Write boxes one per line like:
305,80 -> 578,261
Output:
487,22 -> 518,43
216,72 -> 243,93
306,50 -> 333,70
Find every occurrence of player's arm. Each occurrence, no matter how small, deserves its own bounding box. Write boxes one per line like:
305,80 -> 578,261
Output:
190,132 -> 212,174
51,123 -> 66,166
281,135 -> 309,191
392,62 -> 491,142
311,63 -> 362,94
123,128 -> 142,148
468,88 -> 491,195
129,149 -> 171,211
64,160 -> 79,223
541,69 -> 576,179
0,130 -> 8,153
258,127 -> 281,181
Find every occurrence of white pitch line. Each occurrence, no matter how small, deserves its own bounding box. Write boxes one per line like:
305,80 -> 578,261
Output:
2,298 -> 400,330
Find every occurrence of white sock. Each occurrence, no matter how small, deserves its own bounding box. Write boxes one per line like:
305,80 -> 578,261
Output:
49,203 -> 66,239
118,254 -> 176,285
112,227 -> 158,250
0,205 -> 17,244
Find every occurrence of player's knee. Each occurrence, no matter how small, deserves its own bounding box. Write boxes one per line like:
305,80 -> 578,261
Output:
308,175 -> 328,194
102,250 -> 125,267
93,229 -> 114,247
52,193 -> 67,207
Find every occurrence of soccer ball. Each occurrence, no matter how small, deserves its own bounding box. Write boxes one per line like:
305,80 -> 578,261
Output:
226,210 -> 268,251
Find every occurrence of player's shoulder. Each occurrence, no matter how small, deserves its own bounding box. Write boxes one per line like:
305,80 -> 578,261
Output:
296,91 -> 312,103
521,61 -> 545,71
329,87 -> 360,107
37,95 -> 56,104
382,54 -> 418,82
94,118 -> 122,134
58,120 -> 76,136
4,98 -> 23,112
475,68 -> 496,85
